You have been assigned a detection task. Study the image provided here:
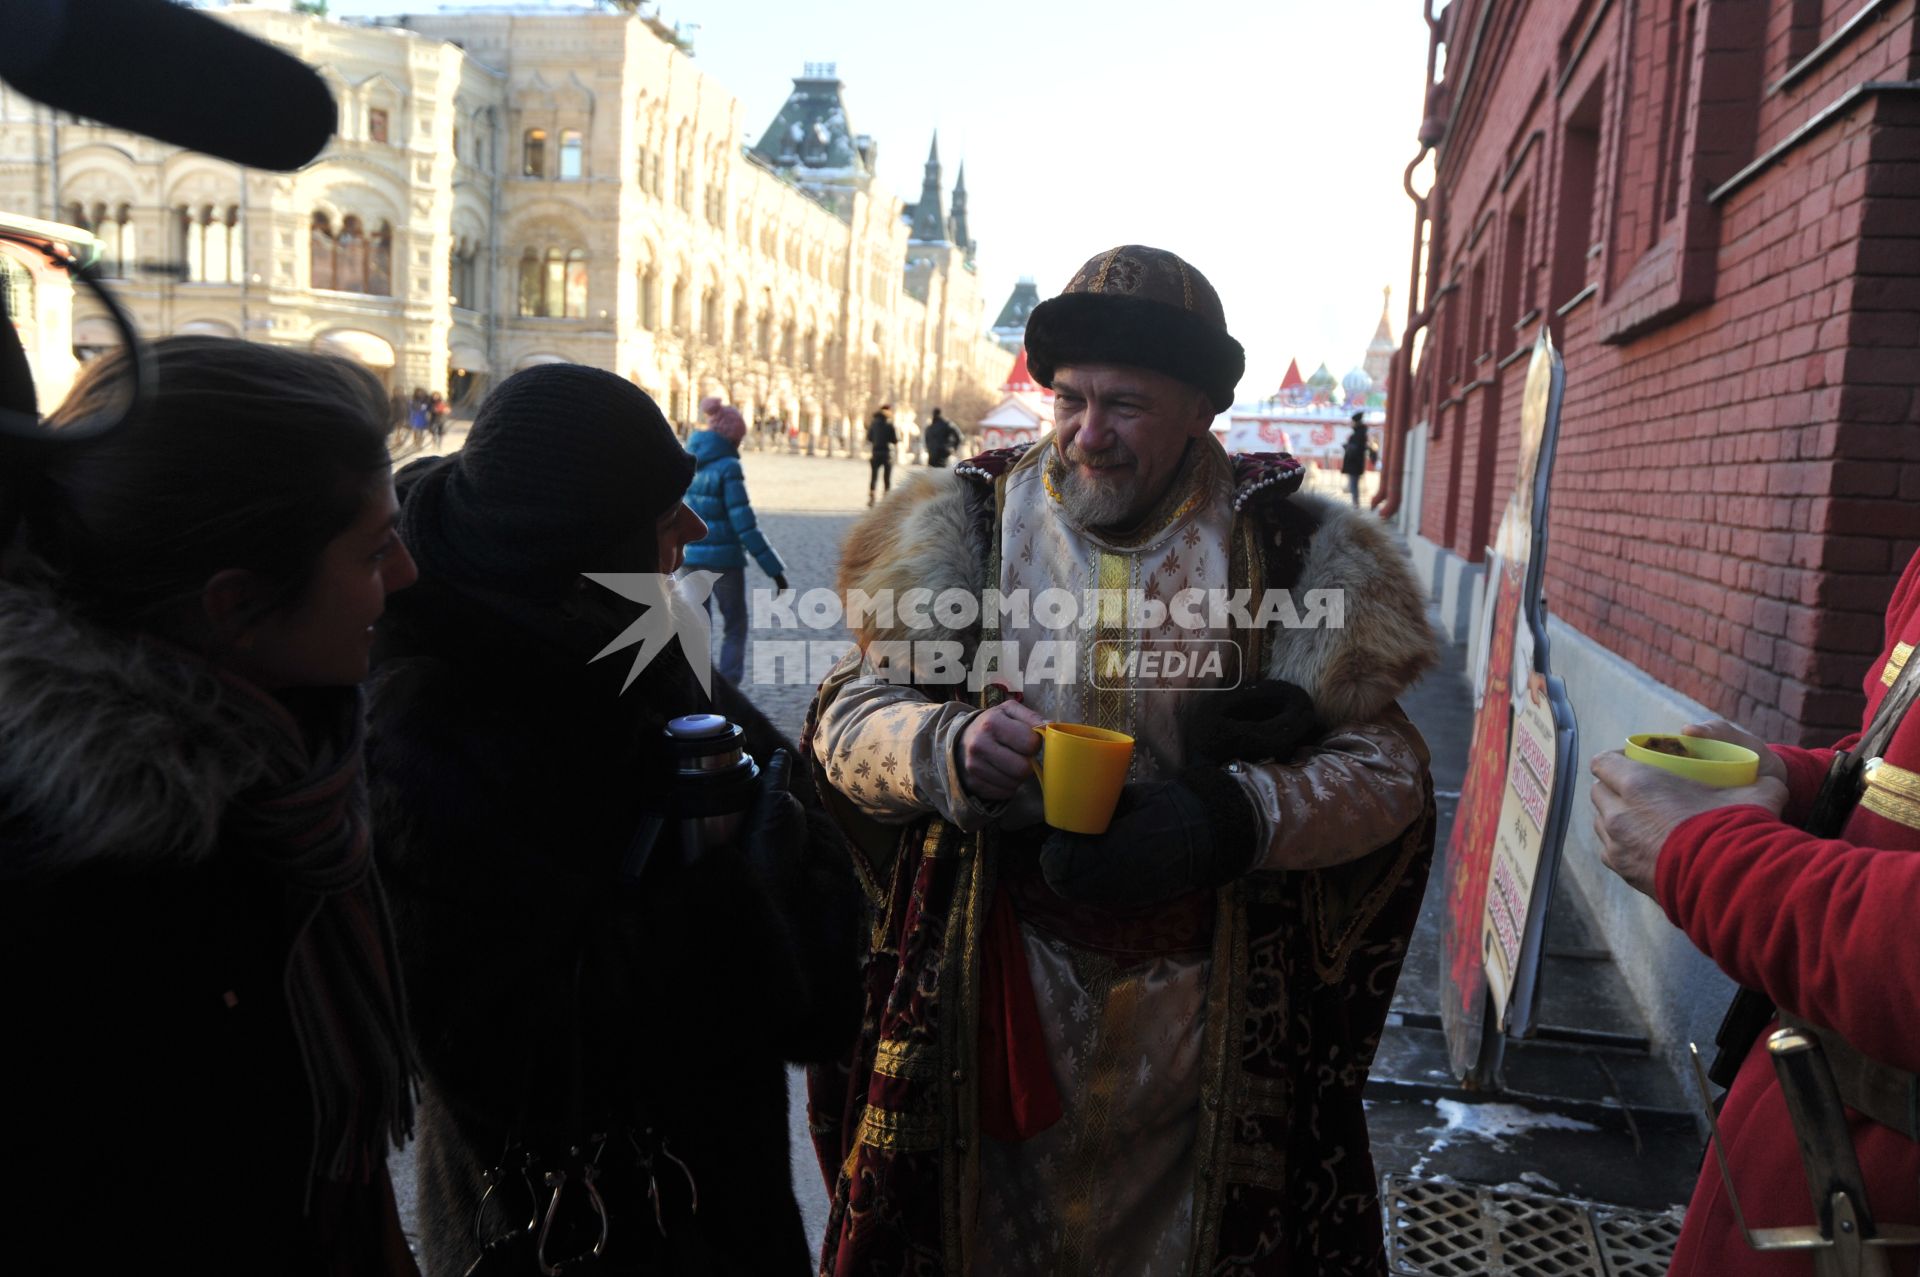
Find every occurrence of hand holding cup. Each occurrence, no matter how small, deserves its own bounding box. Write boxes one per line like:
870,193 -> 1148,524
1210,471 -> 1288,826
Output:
958,698 -> 1048,802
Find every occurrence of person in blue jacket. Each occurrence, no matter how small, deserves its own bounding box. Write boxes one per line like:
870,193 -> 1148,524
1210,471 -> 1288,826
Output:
686,400 -> 789,685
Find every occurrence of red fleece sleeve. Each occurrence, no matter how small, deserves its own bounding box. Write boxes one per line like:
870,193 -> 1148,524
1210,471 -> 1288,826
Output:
1657,805 -> 1920,1073
1770,744 -> 1840,826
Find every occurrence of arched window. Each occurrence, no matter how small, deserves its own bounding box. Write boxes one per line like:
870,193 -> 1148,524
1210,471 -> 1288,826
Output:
203,207 -> 228,283
700,288 -> 717,341
542,247 -> 563,316
518,247 -> 542,316
65,201 -> 135,278
683,122 -> 698,211
367,221 -> 392,296
308,211 -> 387,296
756,310 -> 771,359
732,300 -> 748,346
670,277 -> 687,332
518,244 -> 586,317
174,204 -> 240,284
310,212 -> 335,290
779,319 -> 794,364
563,248 -> 587,318
558,129 -> 583,180
450,237 -> 479,308
639,264 -> 658,329
802,326 -> 816,371
335,215 -> 366,293
523,128 -> 547,178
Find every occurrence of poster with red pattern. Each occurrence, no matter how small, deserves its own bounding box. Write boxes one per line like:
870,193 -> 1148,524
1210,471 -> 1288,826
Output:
1440,334 -> 1577,1083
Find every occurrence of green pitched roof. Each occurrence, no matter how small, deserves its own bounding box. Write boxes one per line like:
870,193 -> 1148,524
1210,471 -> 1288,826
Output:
751,68 -> 871,182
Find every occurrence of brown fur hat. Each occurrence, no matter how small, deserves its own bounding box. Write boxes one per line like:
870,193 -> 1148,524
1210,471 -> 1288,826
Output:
1024,245 -> 1246,411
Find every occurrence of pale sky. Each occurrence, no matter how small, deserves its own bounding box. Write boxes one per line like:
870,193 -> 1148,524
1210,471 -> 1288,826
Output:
333,0 -> 1433,399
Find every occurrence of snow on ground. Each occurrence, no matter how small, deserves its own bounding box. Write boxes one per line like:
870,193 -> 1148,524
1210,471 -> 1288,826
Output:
1423,1099 -> 1600,1153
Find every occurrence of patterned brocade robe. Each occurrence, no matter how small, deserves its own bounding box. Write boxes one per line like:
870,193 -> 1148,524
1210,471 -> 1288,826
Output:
802,438 -> 1441,1276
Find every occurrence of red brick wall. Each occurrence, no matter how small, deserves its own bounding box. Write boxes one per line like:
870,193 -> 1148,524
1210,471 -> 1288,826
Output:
1410,0 -> 1919,745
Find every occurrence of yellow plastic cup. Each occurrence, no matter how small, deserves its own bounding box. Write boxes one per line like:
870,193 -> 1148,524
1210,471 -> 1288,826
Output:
1624,733 -> 1760,788
1030,722 -> 1135,834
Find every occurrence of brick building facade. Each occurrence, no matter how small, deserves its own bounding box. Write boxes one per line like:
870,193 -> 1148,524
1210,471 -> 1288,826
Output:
1382,0 -> 1919,1081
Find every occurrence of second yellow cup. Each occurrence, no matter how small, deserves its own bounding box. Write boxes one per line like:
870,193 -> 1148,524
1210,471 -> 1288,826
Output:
1030,721 -> 1136,834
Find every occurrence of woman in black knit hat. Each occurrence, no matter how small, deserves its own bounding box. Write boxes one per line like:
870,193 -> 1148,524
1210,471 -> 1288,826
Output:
365,363 -> 862,1275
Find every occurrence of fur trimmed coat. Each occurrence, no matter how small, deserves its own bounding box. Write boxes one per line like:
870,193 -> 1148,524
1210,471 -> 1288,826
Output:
366,576 -> 862,1276
0,581 -> 415,1276
804,440 -> 1442,1276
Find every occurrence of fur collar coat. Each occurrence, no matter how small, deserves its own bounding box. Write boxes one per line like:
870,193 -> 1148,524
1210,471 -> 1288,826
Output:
0,581 -> 416,1275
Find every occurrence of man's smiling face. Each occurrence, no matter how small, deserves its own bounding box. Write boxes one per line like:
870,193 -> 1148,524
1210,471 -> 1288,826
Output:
1051,364 -> 1216,529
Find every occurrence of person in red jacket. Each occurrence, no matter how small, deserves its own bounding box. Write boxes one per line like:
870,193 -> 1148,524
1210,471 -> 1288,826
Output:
1590,547 -> 1920,1276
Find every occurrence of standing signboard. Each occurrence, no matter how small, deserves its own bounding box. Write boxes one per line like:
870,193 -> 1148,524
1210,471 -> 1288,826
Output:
1440,331 -> 1579,1083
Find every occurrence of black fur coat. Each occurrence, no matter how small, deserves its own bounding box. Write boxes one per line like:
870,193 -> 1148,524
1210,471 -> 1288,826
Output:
366,577 -> 862,1276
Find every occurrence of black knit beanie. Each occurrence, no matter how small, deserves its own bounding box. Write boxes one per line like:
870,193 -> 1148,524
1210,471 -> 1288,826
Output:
1023,245 -> 1245,412
397,364 -> 693,598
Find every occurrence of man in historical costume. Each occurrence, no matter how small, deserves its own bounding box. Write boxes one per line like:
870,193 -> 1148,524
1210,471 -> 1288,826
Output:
1592,546 -> 1920,1276
802,245 -> 1442,1275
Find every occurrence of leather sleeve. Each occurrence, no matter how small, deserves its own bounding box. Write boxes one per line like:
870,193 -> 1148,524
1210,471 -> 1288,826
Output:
1227,703 -> 1430,872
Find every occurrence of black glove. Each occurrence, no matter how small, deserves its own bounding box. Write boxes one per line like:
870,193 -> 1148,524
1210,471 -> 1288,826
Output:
773,573 -> 790,594
1040,770 -> 1260,906
1181,678 -> 1322,769
745,749 -> 807,876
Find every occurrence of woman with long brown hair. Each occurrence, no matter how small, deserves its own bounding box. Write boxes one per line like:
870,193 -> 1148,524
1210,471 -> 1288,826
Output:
0,336 -> 423,1274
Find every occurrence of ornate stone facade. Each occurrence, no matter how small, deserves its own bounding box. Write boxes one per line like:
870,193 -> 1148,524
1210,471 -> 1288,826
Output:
0,6 -> 1009,450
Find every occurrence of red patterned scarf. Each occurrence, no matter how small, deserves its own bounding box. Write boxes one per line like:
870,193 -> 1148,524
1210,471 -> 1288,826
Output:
218,675 -> 418,1196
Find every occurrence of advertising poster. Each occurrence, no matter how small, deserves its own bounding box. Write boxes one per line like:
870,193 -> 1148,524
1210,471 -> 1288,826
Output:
1440,332 -> 1577,1081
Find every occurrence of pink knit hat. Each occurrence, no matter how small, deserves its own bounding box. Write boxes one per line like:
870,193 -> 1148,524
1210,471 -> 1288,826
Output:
699,395 -> 723,418
709,404 -> 747,444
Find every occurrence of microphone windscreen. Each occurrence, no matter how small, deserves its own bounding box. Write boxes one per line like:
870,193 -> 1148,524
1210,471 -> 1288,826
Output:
0,0 -> 336,171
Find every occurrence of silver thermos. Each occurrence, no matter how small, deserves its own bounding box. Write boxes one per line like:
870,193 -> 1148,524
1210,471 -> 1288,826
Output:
665,713 -> 760,856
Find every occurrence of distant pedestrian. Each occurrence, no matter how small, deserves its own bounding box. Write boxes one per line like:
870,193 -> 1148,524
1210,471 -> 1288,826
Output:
687,402 -> 789,685
1341,412 -> 1377,507
427,392 -> 449,446
866,404 -> 897,506
407,388 -> 430,447
924,406 -> 962,468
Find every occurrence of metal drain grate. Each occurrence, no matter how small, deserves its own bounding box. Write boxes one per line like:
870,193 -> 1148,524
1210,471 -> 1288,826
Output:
1590,1204 -> 1685,1277
1384,1175 -> 1683,1277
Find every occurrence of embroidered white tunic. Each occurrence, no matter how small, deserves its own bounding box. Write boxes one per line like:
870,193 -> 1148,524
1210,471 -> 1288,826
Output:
811,439 -> 1428,1275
